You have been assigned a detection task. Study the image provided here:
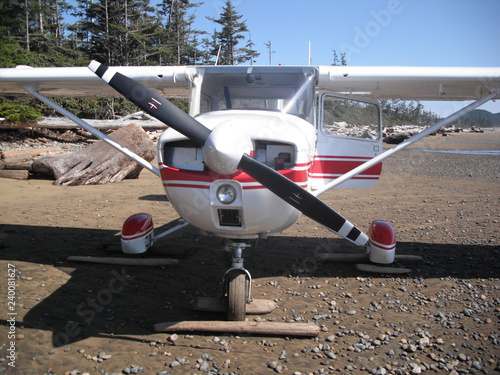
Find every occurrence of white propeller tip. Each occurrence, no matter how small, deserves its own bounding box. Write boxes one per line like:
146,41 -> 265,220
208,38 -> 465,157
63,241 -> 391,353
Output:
88,60 -> 101,73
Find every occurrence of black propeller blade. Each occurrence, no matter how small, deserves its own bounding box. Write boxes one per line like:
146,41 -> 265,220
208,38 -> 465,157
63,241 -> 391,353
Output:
89,61 -> 210,146
88,61 -> 368,247
238,154 -> 365,244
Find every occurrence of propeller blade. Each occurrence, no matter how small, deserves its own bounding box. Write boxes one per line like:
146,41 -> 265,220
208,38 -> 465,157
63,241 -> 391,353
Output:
89,61 -> 368,247
239,154 -> 368,247
88,61 -> 210,146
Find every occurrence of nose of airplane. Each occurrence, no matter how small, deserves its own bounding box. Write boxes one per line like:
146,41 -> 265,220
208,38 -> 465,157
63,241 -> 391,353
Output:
201,123 -> 253,175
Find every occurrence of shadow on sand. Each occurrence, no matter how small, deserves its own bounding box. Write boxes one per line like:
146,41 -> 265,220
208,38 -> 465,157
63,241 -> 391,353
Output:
1,222 -> 498,347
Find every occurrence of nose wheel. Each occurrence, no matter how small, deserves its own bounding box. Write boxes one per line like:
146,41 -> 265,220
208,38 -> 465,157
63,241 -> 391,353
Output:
223,242 -> 252,321
226,271 -> 248,321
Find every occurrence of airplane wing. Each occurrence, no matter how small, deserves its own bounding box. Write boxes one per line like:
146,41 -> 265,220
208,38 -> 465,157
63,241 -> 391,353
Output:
0,65 -> 193,98
317,66 -> 500,101
1,64 -> 498,101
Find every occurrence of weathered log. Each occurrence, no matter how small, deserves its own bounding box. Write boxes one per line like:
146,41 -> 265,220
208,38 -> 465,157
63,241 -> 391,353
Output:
355,263 -> 412,274
67,256 -> 179,266
192,297 -> 277,314
0,170 -> 29,180
103,243 -> 193,256
316,253 -> 368,262
154,321 -> 320,337
32,123 -> 155,185
317,253 -> 423,263
2,156 -> 34,171
0,114 -> 167,130
35,113 -> 167,130
0,147 -> 63,160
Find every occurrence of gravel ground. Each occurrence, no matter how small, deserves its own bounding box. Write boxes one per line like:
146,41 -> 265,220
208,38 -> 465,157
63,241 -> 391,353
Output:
0,130 -> 498,375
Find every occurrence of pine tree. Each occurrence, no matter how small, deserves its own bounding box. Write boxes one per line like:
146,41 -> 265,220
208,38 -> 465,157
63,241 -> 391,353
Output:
157,0 -> 203,65
332,49 -> 347,66
72,0 -> 158,66
0,0 -> 76,65
207,0 -> 258,65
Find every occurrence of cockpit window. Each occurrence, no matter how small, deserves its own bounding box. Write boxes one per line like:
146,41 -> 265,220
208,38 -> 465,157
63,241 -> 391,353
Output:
198,67 -> 317,123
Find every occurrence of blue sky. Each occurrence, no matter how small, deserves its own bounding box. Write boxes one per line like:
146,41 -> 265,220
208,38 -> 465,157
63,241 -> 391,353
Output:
190,0 -> 500,116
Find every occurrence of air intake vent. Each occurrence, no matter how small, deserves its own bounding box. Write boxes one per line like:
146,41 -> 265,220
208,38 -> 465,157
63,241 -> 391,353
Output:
218,209 -> 242,227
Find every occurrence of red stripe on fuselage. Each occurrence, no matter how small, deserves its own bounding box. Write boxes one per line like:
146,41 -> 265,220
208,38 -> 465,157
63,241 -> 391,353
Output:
160,163 -> 309,189
309,156 -> 382,178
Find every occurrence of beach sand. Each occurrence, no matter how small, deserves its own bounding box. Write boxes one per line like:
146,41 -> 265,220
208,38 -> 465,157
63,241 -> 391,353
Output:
0,131 -> 498,374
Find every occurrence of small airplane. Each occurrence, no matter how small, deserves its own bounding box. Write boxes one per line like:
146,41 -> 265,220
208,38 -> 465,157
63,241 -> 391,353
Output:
1,63 -> 499,322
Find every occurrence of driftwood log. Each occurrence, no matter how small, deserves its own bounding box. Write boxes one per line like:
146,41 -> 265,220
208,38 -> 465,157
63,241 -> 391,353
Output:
67,256 -> 179,266
0,148 -> 65,180
0,147 -> 64,160
32,123 -> 155,185
355,263 -> 412,274
192,297 -> 277,314
154,321 -> 320,337
2,156 -> 35,171
316,253 -> 423,263
0,169 -> 29,180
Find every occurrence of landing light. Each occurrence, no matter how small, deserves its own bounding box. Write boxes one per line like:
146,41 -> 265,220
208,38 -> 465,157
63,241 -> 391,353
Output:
217,184 -> 237,204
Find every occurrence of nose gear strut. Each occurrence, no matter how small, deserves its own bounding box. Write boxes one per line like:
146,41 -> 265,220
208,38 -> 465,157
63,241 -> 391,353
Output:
223,241 -> 252,321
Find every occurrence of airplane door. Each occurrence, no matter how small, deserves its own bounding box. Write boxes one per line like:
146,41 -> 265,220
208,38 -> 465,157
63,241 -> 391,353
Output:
311,92 -> 383,190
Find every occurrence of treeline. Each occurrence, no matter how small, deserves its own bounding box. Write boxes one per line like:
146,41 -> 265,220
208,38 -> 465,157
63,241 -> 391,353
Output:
0,0 -> 258,67
381,100 -> 440,126
0,0 -> 258,121
0,0 -> 440,125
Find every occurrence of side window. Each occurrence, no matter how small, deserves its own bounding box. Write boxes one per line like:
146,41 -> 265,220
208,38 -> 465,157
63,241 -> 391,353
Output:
322,95 -> 380,140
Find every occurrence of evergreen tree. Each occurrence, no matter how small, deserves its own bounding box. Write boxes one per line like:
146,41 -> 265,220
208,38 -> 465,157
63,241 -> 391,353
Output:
157,0 -> 203,65
332,49 -> 347,66
0,0 -> 77,66
206,0 -> 258,65
72,0 -> 158,66
264,40 -> 275,65
239,34 -> 258,65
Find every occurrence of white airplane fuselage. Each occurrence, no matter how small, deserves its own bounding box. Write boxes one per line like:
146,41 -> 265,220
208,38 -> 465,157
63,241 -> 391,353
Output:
156,66 -> 383,239
158,110 -> 315,238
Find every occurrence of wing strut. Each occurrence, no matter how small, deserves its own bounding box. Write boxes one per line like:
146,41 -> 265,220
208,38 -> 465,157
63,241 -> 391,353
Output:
22,85 -> 160,177
313,92 -> 498,196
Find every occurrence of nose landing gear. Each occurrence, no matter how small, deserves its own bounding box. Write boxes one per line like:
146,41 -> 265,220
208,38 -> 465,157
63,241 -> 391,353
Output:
154,239 -> 320,336
223,242 -> 252,321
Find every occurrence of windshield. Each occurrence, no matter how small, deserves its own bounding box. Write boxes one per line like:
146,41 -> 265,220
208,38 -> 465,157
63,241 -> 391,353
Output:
198,67 -> 317,123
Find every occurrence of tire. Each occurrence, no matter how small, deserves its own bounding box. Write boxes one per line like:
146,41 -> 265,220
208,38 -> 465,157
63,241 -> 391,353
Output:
227,272 -> 247,321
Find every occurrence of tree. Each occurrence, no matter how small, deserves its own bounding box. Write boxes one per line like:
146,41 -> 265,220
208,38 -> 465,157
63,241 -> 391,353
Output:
157,0 -> 203,65
238,34 -> 258,65
332,49 -> 347,66
0,0 -> 74,61
72,0 -> 158,65
206,0 -> 258,65
264,40 -> 275,65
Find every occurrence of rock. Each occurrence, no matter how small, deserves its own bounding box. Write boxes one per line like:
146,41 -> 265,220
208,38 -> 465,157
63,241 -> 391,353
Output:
167,334 -> 179,343
384,132 -> 410,144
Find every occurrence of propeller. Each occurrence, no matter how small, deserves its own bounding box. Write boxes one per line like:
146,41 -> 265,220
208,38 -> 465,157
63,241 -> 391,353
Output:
88,61 -> 368,247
